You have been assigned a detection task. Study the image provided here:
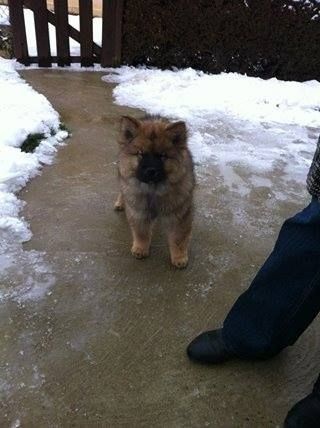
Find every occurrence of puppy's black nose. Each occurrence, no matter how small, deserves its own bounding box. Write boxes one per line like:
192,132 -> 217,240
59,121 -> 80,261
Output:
137,153 -> 165,183
145,167 -> 157,180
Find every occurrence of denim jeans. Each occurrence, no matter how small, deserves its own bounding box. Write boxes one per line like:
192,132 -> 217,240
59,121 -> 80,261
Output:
222,197 -> 320,359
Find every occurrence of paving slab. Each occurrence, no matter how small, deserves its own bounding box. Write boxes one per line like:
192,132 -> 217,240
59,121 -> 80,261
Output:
0,69 -> 319,427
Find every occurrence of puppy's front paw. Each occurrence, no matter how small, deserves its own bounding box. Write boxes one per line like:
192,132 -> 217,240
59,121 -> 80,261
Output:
114,193 -> 125,211
114,202 -> 124,211
131,245 -> 149,259
171,255 -> 188,269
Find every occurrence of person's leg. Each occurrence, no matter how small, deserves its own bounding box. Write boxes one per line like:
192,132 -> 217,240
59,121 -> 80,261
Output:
187,197 -> 320,362
284,374 -> 320,427
222,197 -> 320,359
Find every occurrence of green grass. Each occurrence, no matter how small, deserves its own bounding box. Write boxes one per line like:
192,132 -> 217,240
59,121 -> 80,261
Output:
59,122 -> 71,134
20,123 -> 70,153
20,133 -> 45,153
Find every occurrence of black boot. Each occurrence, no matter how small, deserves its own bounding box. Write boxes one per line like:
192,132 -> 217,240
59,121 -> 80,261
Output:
187,329 -> 234,364
284,376 -> 320,428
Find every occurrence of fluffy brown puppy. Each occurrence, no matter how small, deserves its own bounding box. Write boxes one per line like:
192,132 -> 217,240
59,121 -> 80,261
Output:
115,115 -> 195,268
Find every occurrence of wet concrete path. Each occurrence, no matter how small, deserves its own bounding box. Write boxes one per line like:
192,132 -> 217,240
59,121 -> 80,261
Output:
1,70 -> 320,427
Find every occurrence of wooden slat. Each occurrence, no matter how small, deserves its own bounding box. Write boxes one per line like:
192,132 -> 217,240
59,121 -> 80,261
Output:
27,56 -> 82,63
8,0 -> 29,65
54,0 -> 70,66
48,12 -> 101,58
114,0 -> 124,66
29,0 -> 52,67
101,0 -> 124,67
79,0 -> 93,67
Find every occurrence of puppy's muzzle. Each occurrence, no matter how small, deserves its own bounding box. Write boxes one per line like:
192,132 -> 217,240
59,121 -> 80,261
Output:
137,154 -> 165,184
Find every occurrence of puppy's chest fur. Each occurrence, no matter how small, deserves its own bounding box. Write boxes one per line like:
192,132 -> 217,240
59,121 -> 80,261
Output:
123,179 -> 192,220
146,192 -> 158,220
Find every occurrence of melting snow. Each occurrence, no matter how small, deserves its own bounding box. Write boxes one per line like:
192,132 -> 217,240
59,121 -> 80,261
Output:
102,67 -> 320,197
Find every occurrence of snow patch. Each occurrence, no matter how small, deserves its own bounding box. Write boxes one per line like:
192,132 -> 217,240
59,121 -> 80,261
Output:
102,67 -> 320,197
0,6 -> 9,26
0,57 -> 67,261
0,250 -> 56,302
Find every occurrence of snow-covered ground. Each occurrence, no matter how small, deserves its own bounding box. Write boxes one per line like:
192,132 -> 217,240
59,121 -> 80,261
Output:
0,58 -> 67,254
103,67 -> 320,198
0,5 -> 9,25
0,56 -> 68,302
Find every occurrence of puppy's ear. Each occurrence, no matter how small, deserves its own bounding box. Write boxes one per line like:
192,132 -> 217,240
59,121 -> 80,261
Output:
165,121 -> 187,147
120,116 -> 140,143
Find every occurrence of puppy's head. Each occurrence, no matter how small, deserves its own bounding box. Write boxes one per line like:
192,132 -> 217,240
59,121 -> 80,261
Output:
118,115 -> 188,184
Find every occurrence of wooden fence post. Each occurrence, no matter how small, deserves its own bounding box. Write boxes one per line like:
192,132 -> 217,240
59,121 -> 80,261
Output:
54,0 -> 70,66
30,0 -> 52,67
79,0 -> 93,66
101,0 -> 124,67
8,0 -> 29,65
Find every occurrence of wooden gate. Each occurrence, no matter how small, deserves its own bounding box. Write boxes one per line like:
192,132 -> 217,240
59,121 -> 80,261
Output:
7,0 -> 123,67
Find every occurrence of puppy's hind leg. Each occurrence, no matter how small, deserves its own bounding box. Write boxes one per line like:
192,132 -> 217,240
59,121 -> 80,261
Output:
114,192 -> 125,211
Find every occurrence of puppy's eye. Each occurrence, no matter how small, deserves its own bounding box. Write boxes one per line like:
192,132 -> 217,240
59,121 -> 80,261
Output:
161,152 -> 168,159
125,130 -> 133,140
136,150 -> 143,157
